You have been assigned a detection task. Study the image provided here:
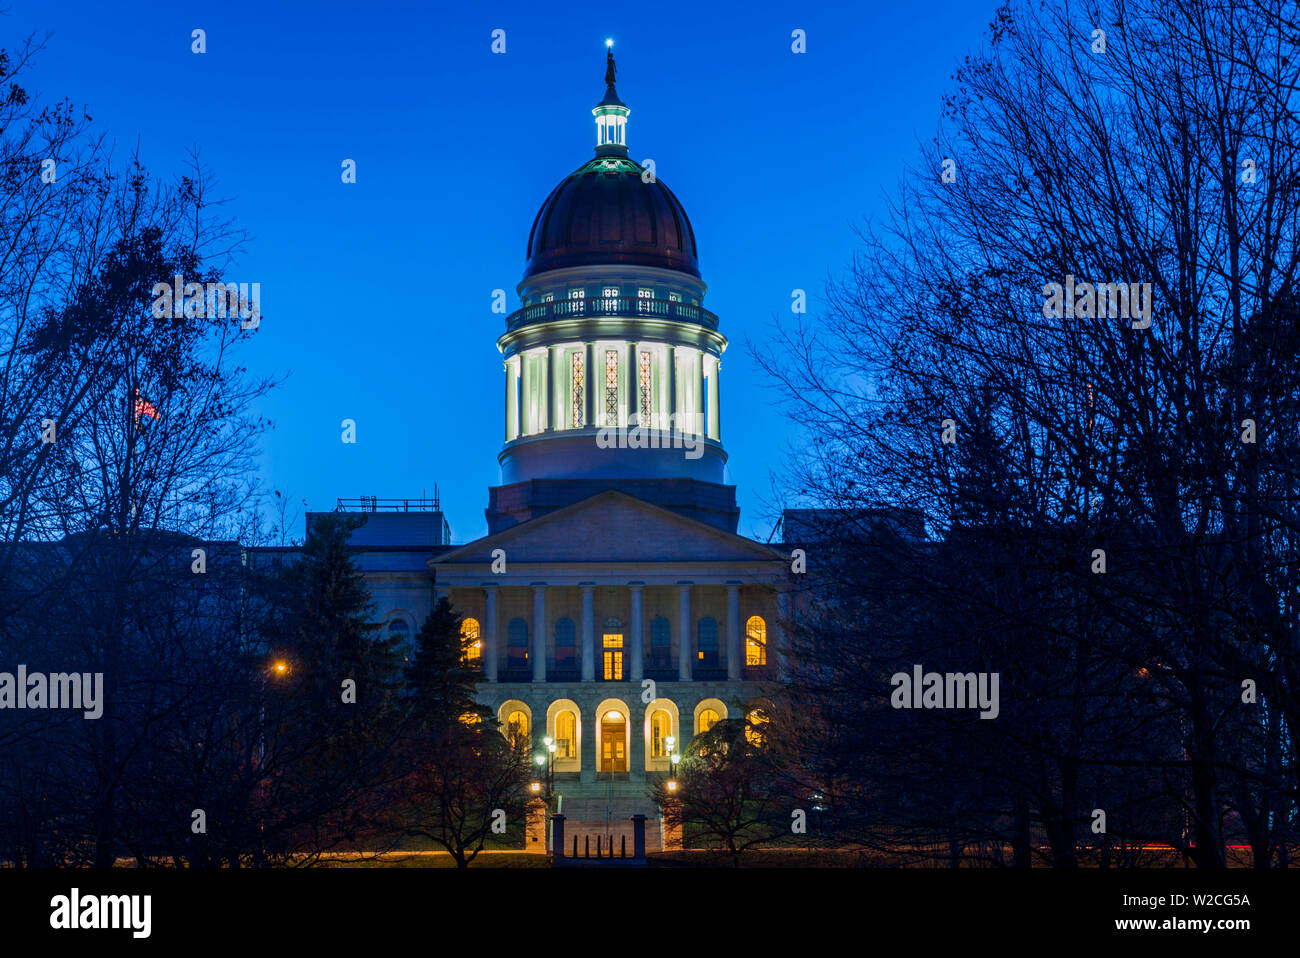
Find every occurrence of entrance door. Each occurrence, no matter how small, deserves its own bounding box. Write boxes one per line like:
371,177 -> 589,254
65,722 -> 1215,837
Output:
600,713 -> 627,772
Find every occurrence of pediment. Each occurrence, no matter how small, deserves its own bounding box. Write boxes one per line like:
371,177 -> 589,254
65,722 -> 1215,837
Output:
432,490 -> 782,566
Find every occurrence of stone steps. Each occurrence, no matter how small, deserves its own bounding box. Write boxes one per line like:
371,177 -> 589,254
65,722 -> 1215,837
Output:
554,786 -> 665,854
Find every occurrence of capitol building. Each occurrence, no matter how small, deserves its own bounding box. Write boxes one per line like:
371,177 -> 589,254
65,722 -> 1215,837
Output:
321,49 -> 793,843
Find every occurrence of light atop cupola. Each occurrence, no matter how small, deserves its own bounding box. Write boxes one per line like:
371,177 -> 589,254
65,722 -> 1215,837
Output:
593,42 -> 629,156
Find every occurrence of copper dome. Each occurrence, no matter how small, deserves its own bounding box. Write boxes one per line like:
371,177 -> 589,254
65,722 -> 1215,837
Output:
523,154 -> 700,279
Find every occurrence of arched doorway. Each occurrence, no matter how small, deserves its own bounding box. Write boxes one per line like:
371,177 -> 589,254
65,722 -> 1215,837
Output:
599,709 -> 627,773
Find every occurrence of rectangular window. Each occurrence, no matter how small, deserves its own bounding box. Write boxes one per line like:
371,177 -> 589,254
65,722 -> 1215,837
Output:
637,288 -> 654,298
605,349 -> 619,426
569,289 -> 585,299
542,292 -> 554,303
571,351 -> 584,428
603,633 -> 624,681
639,350 -> 652,424
603,287 -> 619,298
668,292 -> 681,302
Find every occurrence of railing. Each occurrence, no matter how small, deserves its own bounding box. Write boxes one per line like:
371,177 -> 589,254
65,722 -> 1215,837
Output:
490,665 -> 742,682
506,296 -> 717,332
336,493 -> 440,512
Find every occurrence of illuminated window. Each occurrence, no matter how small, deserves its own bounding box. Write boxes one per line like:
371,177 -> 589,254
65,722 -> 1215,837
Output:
569,289 -> 585,299
505,710 -> 529,750
603,631 -> 624,681
650,709 -> 671,757
542,292 -> 554,303
638,350 -> 652,424
507,618 -> 528,670
555,618 -> 576,670
745,708 -> 769,747
698,708 -> 719,735
637,288 -> 654,299
668,292 -> 681,303
650,617 -> 671,669
745,615 -> 767,666
555,710 -> 576,759
605,349 -> 619,426
697,617 -> 718,667
461,617 -> 481,665
571,351 -> 584,428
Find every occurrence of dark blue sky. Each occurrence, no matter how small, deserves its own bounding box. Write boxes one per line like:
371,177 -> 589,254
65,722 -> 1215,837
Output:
10,0 -> 995,543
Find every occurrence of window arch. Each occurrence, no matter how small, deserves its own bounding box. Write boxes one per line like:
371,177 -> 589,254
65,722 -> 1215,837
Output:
548,699 -> 582,768
461,617 -> 481,665
503,707 -> 530,751
555,617 -> 576,670
650,617 -> 671,669
745,615 -> 767,666
507,618 -> 528,670
697,617 -> 719,668
650,708 -> 672,757
554,709 -> 577,759
693,698 -> 727,740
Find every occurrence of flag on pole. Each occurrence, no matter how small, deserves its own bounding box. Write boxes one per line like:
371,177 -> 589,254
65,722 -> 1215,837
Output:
133,389 -> 160,423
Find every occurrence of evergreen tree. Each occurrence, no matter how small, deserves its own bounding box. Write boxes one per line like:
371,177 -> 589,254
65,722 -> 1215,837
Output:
383,596 -> 529,867
405,596 -> 484,728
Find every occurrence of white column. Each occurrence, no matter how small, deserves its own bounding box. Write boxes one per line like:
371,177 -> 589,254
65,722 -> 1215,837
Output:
483,585 -> 498,683
627,341 -> 637,426
504,361 -> 515,441
699,354 -> 708,442
667,346 -> 677,433
545,346 -> 555,432
585,343 -> 594,429
677,582 -> 692,682
709,357 -> 721,441
726,582 -> 741,680
629,583 -> 644,682
532,584 -> 547,683
581,583 -> 595,682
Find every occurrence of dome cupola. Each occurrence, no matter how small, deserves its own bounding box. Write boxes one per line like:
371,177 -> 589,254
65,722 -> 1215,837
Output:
490,43 -> 733,532
522,44 -> 699,280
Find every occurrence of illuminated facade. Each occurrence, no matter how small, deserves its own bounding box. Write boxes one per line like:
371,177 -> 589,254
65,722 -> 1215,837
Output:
338,49 -> 790,842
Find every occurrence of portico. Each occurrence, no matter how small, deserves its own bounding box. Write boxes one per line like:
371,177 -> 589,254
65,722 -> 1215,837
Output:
429,489 -> 789,783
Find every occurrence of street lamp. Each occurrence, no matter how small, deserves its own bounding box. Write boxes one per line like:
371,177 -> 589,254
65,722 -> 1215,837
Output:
670,752 -> 681,780
532,753 -> 546,798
